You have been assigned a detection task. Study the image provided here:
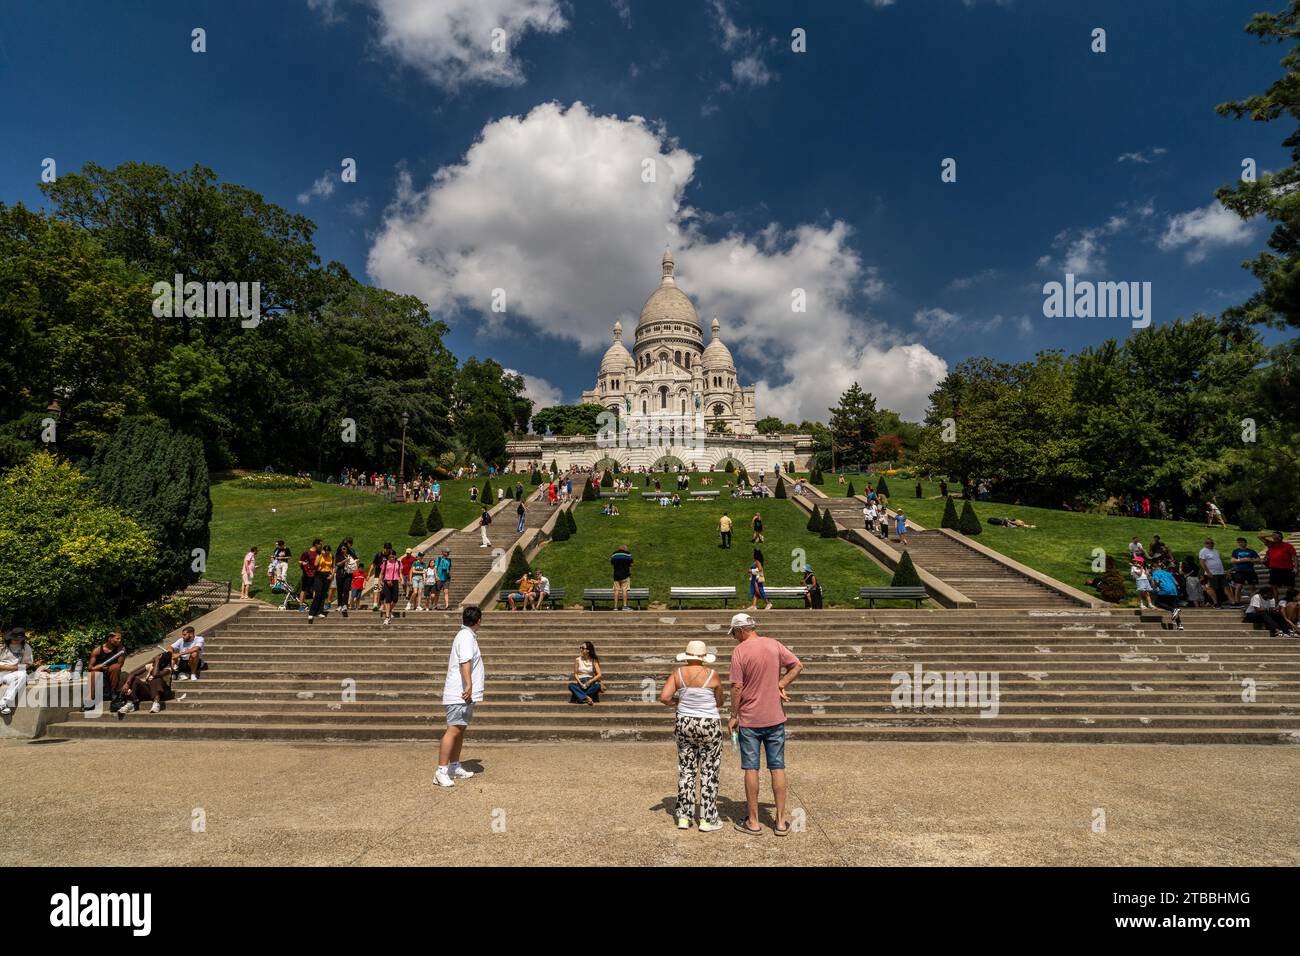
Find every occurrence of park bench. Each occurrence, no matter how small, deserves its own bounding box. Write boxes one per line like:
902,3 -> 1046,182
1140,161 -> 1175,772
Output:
763,586 -> 808,605
498,586 -> 566,609
858,586 -> 928,608
670,586 -> 737,607
690,490 -> 721,500
601,491 -> 628,499
583,587 -> 651,610
641,490 -> 670,498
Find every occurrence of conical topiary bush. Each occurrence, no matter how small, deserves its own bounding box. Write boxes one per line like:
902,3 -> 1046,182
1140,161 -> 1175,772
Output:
601,470 -> 613,488
807,504 -> 822,533
565,507 -> 577,535
774,476 -> 786,498
481,479 -> 493,503
915,482 -> 923,498
941,496 -> 960,530
876,475 -> 891,498
958,499 -> 981,535
426,503 -> 444,533
846,481 -> 856,498
504,545 -> 532,582
408,507 -> 427,537
582,477 -> 598,501
819,508 -> 838,538
530,469 -> 542,485
891,550 -> 922,588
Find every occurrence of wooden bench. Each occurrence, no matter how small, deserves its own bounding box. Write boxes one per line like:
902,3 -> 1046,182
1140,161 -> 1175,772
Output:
601,492 -> 628,499
498,586 -> 566,609
690,490 -> 721,500
670,586 -> 737,607
763,586 -> 808,605
641,490 -> 670,498
858,586 -> 928,608
583,587 -> 650,610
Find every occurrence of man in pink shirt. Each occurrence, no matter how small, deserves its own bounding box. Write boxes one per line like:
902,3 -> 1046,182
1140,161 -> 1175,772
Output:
727,613 -> 803,836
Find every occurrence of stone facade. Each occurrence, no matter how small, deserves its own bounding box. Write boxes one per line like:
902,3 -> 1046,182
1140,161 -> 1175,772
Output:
508,248 -> 812,473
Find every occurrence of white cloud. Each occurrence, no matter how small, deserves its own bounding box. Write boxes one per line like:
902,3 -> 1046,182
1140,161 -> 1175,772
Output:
1037,206 -> 1146,276
310,0 -> 569,90
912,308 -> 1032,339
505,368 -> 564,410
611,0 -> 631,26
1157,200 -> 1255,263
1117,147 -> 1167,164
948,268 -> 999,291
732,55 -> 773,87
297,171 -> 336,205
709,0 -> 775,89
367,101 -> 947,423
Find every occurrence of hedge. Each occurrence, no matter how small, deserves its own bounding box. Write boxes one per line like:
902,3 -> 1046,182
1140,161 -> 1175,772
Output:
237,473 -> 311,489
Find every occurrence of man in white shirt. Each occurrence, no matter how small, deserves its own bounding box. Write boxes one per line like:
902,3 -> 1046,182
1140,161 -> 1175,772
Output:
1199,539 -> 1227,609
1,628 -> 35,716
863,503 -> 873,531
436,606 -> 485,787
171,626 -> 205,681
532,572 -> 551,611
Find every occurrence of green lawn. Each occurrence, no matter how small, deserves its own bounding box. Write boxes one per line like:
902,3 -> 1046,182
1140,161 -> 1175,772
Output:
862,476 -> 1252,596
206,476 -> 504,600
787,472 -> 887,497
531,494 -> 896,608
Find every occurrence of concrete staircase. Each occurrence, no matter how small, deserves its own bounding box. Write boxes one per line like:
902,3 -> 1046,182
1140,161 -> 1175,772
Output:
45,605 -> 1300,745
817,498 -> 1078,608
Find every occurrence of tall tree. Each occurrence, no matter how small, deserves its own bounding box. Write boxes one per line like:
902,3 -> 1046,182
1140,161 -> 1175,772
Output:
826,384 -> 879,469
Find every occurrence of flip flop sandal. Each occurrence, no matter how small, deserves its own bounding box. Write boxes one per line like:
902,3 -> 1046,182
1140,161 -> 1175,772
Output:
734,821 -> 763,835
773,823 -> 790,837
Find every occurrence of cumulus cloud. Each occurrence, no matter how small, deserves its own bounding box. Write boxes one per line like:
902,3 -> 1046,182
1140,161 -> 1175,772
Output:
506,368 -> 564,410
367,101 -> 948,423
310,0 -> 569,90
708,0 -> 775,89
297,172 -> 336,205
912,308 -> 1033,339
1157,200 -> 1255,263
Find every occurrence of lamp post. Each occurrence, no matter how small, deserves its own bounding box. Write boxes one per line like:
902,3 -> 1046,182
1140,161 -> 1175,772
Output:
397,411 -> 410,501
45,399 -> 62,453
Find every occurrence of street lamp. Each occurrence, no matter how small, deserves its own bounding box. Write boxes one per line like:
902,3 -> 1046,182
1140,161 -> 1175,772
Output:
397,411 -> 410,501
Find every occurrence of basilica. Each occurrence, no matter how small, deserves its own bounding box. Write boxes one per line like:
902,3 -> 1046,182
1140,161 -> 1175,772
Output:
507,248 -> 810,473
581,248 -> 757,434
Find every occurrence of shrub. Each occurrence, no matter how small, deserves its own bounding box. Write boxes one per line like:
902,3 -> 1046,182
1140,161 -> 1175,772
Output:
875,475 -> 891,498
565,508 -> 577,535
504,546 -> 532,583
724,460 -> 735,473
958,499 -> 981,535
0,453 -> 156,630
643,473 -> 651,487
481,479 -> 493,503
774,476 -> 787,499
1098,564 -> 1128,603
846,481 -> 856,498
581,476 -> 598,501
1235,499 -> 1264,532
26,598 -> 190,667
807,504 -> 822,533
89,416 -> 211,605
819,508 -> 838,538
550,514 -> 570,541
426,504 -> 444,533
810,467 -> 824,485
737,466 -> 749,485
601,470 -> 613,488
550,459 -> 558,475
530,469 -> 542,486
915,482 -> 923,498
408,508 -> 427,537
237,473 -> 311,489
941,496 -> 960,530
891,551 -> 923,588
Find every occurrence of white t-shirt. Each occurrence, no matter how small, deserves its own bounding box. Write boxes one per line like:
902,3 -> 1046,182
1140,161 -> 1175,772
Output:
1199,548 -> 1225,576
1248,593 -> 1275,612
171,634 -> 205,655
442,626 -> 484,705
536,576 -> 550,595
1,643 -> 33,668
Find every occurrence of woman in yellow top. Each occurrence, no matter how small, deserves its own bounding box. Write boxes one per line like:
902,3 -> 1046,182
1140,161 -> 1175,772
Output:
309,544 -> 334,621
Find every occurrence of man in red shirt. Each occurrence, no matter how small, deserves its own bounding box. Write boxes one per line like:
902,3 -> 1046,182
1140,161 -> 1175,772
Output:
400,548 -> 416,599
1261,532 -> 1297,590
727,613 -> 803,836
297,539 -> 320,605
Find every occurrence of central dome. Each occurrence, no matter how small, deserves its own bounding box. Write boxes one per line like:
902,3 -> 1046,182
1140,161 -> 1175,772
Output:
637,247 -> 701,331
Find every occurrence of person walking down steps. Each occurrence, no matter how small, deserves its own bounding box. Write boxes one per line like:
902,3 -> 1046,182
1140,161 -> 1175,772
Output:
479,506 -> 493,548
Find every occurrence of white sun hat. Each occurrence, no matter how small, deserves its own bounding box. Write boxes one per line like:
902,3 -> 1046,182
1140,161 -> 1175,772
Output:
675,640 -> 717,664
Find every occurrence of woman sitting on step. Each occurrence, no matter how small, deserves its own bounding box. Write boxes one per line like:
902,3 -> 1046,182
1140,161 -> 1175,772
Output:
569,642 -> 602,705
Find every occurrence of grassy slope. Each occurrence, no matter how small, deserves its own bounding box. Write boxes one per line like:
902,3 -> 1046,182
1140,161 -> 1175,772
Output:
206,477 -> 501,600
863,476 -> 1249,594
531,493 -> 895,608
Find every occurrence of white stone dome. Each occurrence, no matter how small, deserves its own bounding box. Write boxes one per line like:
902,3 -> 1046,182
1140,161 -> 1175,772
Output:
637,247 -> 701,332
701,316 -> 735,369
600,321 -> 633,374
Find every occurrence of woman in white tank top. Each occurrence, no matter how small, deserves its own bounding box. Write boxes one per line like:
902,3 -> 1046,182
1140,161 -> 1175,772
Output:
659,641 -> 725,832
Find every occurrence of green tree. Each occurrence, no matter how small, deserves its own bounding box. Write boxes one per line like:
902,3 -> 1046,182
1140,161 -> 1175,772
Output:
408,508 -> 427,537
958,499 -> 981,535
88,417 -> 211,605
564,507 -> 577,536
827,383 -> 879,470
774,475 -> 787,499
531,404 -> 605,436
941,496 -> 960,529
755,416 -> 786,435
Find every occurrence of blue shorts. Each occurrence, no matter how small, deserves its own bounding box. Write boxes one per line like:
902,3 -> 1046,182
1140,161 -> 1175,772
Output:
445,702 -> 475,726
738,723 -> 786,770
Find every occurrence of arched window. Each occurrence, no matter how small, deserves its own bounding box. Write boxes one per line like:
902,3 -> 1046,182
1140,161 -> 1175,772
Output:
642,401 -> 647,414
659,386 -> 669,409
684,354 -> 691,369
674,350 -> 681,365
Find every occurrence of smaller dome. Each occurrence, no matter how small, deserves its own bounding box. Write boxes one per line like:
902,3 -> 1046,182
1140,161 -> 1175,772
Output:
600,321 -> 633,374
701,315 -> 735,370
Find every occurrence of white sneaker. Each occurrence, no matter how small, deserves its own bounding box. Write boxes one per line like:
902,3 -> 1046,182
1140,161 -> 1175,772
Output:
1,705 -> 13,716
452,766 -> 475,779
434,768 -> 455,788
119,702 -> 135,714
404,603 -> 411,611
150,702 -> 161,714
676,816 -> 691,830
698,820 -> 724,833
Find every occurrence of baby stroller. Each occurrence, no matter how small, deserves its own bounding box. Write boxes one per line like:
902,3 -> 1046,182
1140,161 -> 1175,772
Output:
274,574 -> 306,611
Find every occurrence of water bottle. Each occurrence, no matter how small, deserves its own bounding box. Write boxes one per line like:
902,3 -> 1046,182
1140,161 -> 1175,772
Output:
730,731 -> 739,753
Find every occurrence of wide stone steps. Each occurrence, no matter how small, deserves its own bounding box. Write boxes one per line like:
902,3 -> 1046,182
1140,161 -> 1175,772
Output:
42,605 -> 1300,744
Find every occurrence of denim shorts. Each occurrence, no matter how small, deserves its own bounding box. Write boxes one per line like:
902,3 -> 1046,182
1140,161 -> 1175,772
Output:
445,702 -> 475,726
738,723 -> 786,770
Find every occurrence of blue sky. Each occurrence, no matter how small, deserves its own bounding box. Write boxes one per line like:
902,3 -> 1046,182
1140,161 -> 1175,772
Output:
0,0 -> 1284,422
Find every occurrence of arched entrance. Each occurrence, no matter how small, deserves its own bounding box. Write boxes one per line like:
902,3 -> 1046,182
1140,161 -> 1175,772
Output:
651,455 -> 687,472
712,455 -> 745,472
592,455 -> 624,472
